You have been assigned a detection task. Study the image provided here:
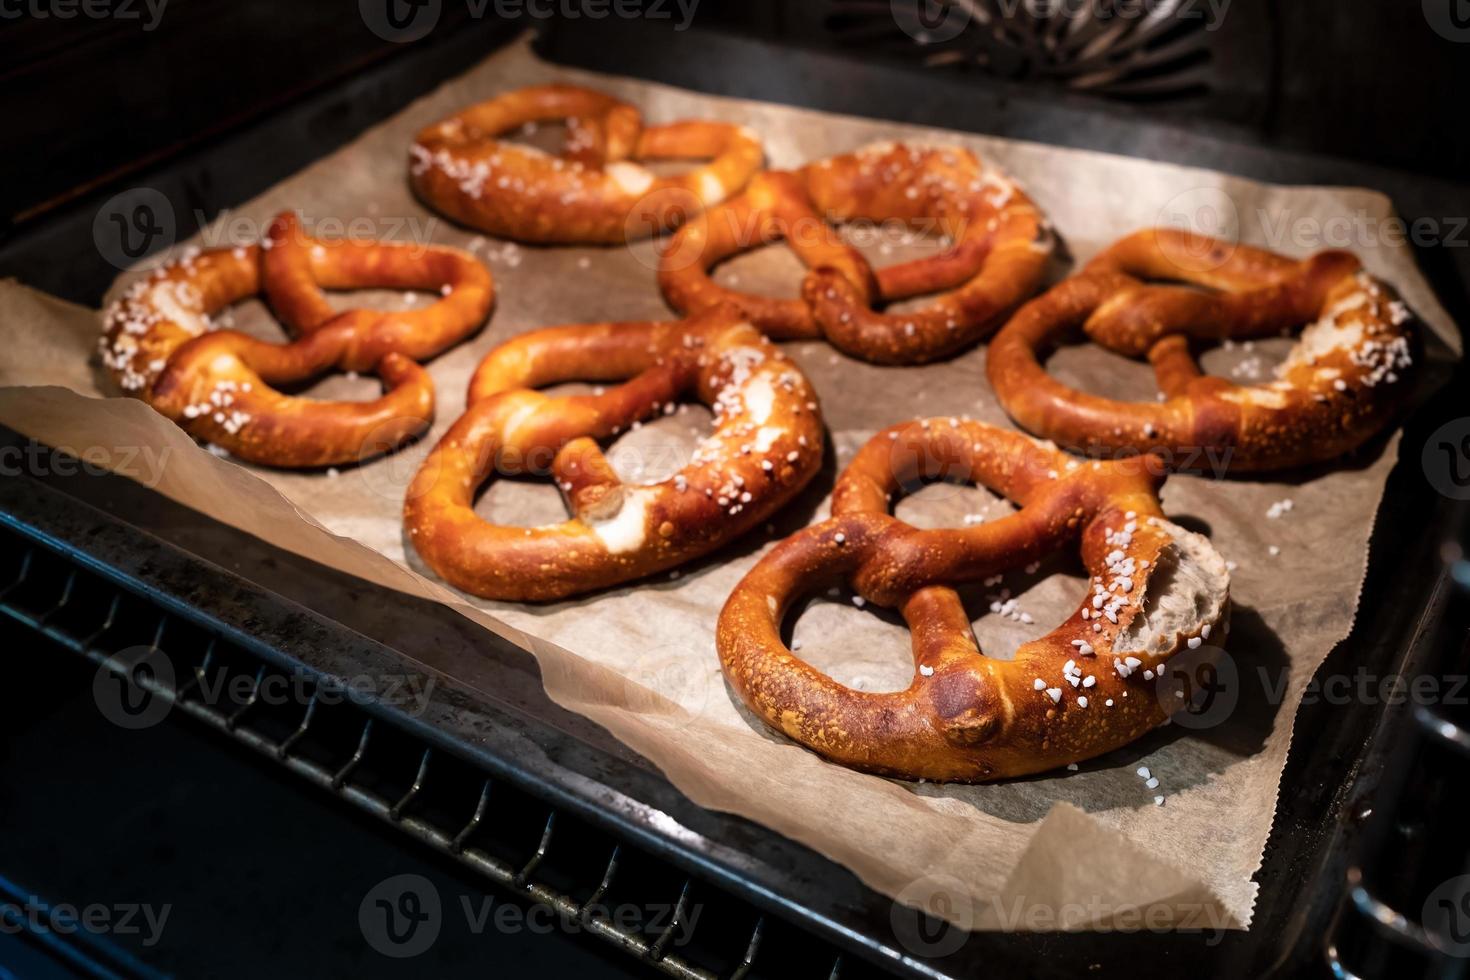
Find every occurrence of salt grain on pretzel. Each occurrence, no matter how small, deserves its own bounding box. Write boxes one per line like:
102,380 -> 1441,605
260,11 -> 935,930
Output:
405,308 -> 823,601
717,419 -> 1230,781
987,228 -> 1418,472
659,142 -> 1051,364
410,84 -> 764,245
100,212 -> 493,467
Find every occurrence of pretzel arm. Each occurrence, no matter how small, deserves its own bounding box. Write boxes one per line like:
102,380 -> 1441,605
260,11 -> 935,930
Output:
803,198 -> 1049,365
658,173 -> 856,340
1148,335 -> 1205,397
717,515 -> 964,760
1087,228 -> 1300,290
874,234 -> 991,300
636,120 -> 764,206
468,318 -> 701,403
986,274 -> 1197,453
148,327 -> 432,467
261,214 -> 493,367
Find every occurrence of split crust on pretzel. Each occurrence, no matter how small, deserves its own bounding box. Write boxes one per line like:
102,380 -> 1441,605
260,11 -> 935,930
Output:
717,419 -> 1231,782
658,142 -> 1051,364
410,84 -> 765,245
99,212 -> 493,468
987,228 -> 1418,472
405,309 -> 824,601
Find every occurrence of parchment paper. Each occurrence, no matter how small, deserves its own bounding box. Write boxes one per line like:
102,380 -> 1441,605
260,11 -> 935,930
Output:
1,36 -> 1460,934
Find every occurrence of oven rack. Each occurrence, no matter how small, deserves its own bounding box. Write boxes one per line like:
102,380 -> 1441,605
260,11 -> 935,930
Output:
1321,551 -> 1470,980
0,494 -> 881,980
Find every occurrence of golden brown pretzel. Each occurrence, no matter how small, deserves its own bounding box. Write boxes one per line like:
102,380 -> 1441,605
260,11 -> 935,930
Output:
659,142 -> 1051,364
99,212 -> 493,468
410,84 -> 764,245
987,228 -> 1418,472
717,418 -> 1231,781
405,308 -> 824,601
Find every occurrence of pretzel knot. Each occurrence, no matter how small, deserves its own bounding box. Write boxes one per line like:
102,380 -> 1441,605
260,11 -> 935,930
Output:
988,228 -> 1419,472
99,212 -> 493,468
658,142 -> 1052,364
717,419 -> 1231,781
404,309 -> 824,601
410,84 -> 765,245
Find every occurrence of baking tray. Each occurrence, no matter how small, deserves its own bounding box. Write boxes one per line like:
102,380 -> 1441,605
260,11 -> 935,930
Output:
2,16 -> 1468,978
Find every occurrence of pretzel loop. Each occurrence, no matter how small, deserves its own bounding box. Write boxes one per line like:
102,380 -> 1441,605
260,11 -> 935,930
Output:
100,212 -> 493,468
405,310 -> 824,601
717,419 -> 1231,781
659,142 -> 1052,364
987,228 -> 1418,472
410,84 -> 764,245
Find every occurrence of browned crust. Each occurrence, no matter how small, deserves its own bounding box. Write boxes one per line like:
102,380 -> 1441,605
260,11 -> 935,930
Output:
658,142 -> 1051,364
717,418 -> 1231,782
409,83 -> 764,245
986,228 -> 1418,472
99,211 -> 494,468
404,309 -> 825,601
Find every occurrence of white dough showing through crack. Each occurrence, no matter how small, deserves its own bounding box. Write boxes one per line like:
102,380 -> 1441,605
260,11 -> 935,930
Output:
1115,519 -> 1231,657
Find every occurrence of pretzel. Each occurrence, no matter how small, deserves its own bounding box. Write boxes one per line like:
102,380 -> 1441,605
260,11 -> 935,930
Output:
658,142 -> 1051,364
405,308 -> 823,601
99,212 -> 493,468
987,228 -> 1418,472
717,418 -> 1231,781
410,84 -> 765,245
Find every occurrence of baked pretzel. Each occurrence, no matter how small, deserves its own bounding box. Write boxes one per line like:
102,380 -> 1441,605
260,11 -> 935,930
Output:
658,142 -> 1051,364
987,228 -> 1418,472
405,308 -> 824,601
717,418 -> 1231,781
99,212 -> 493,468
410,84 -> 764,245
